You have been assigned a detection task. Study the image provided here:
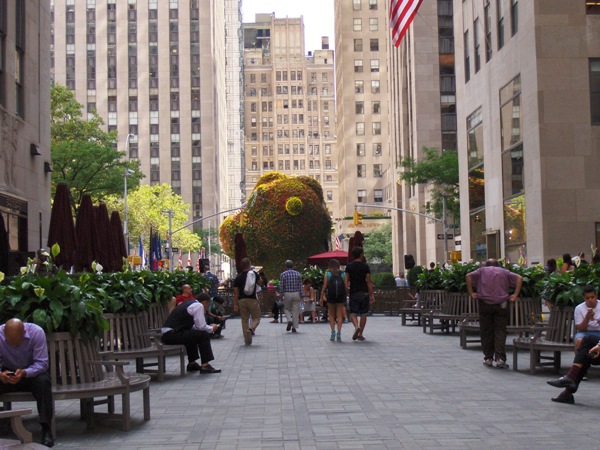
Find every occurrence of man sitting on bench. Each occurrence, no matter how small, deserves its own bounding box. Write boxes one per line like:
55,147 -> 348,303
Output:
0,319 -> 54,447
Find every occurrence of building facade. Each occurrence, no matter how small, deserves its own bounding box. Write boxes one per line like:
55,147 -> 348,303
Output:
455,1 -> 600,264
334,0 -> 392,223
50,0 -> 229,224
388,0 -> 457,272
0,0 -> 52,275
242,14 -> 338,216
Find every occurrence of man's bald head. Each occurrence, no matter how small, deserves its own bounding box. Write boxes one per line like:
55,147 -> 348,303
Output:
4,319 -> 25,347
182,284 -> 192,296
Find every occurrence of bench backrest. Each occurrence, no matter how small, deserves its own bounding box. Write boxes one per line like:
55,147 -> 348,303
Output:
420,290 -> 447,310
443,292 -> 478,316
148,303 -> 170,330
47,332 -> 105,386
509,297 -> 542,327
544,306 -> 575,343
101,313 -> 152,352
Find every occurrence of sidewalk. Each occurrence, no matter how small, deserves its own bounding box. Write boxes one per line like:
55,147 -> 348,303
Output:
6,317 -> 600,449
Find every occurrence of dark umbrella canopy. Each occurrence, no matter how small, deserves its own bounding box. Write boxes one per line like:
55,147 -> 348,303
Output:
47,183 -> 76,270
110,211 -> 127,270
234,233 -> 248,274
307,250 -> 349,267
95,204 -> 117,272
75,195 -> 97,272
0,214 -> 9,274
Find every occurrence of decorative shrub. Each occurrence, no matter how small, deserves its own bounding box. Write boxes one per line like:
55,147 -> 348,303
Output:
441,263 -> 479,293
371,272 -> 396,287
285,197 -> 303,216
417,268 -> 444,290
407,266 -> 424,287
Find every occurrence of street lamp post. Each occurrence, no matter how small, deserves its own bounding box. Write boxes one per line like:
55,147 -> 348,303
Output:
123,133 -> 135,256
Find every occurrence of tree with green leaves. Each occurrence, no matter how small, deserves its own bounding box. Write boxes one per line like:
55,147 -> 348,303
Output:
104,184 -> 202,253
194,226 -> 222,256
363,222 -> 393,269
51,83 -> 144,211
398,147 -> 460,223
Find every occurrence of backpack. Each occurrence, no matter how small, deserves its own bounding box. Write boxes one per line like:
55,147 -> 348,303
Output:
326,271 -> 346,303
244,271 -> 256,295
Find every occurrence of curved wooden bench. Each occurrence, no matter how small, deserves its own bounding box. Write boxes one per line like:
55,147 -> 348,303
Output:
0,408 -> 33,443
422,293 -> 477,334
399,290 -> 446,326
512,306 -> 575,374
101,312 -> 185,382
460,297 -> 543,348
0,332 -> 151,433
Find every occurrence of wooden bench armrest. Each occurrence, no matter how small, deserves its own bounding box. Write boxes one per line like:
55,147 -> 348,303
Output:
88,360 -> 131,383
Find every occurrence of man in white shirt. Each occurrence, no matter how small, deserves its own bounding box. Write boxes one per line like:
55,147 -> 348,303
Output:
573,285 -> 600,350
161,292 -> 221,373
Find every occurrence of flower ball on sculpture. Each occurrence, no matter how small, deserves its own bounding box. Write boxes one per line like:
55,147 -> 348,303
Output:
220,172 -> 332,276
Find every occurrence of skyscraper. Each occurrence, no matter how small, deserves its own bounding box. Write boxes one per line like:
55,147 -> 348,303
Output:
242,14 -> 338,215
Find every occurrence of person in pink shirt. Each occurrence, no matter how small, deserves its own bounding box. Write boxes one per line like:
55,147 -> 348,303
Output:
466,259 -> 522,369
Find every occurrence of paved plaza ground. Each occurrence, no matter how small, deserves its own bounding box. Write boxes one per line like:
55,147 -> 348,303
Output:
3,316 -> 600,449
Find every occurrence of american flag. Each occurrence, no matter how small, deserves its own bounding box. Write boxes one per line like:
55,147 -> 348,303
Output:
334,234 -> 343,251
390,0 -> 424,47
178,254 -> 183,270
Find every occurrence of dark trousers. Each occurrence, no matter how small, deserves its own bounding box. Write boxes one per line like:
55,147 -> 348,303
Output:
272,301 -> 283,321
0,371 -> 53,425
574,335 -> 600,373
478,300 -> 508,361
162,329 -> 214,364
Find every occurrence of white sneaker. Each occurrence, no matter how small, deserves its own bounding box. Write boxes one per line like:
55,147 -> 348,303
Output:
483,358 -> 493,367
495,360 -> 508,369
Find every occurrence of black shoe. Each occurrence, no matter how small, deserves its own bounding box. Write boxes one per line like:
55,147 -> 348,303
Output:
187,362 -> 202,372
551,391 -> 575,404
352,327 -> 361,341
41,429 -> 55,447
199,364 -> 222,374
292,328 -> 297,333
286,322 -> 293,332
547,376 -> 577,392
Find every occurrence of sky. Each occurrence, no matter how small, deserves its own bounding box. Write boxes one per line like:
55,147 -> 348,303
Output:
242,0 -> 335,53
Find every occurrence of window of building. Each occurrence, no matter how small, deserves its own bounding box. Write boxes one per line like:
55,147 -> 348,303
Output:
373,164 -> 382,177
325,160 -> 332,170
357,190 -> 367,203
372,101 -> 381,114
353,18 -> 362,31
354,59 -> 363,73
357,143 -> 366,156
356,122 -> 365,135
369,18 -> 378,31
588,1 -> 600,13
276,71 -> 281,81
355,101 -> 364,114
355,80 -> 364,93
511,0 -> 518,36
591,59 -> 600,124
250,73 -> 256,83
327,191 -> 333,201
373,143 -> 382,156
354,39 -> 363,51
369,0 -> 378,10
282,71 -> 288,81
464,30 -> 470,83
353,0 -> 361,10
473,18 -> 481,73
371,80 -> 380,93
370,60 -> 379,72
370,39 -> 379,51
374,189 -> 383,203
357,164 -> 366,177
372,122 -> 381,135
496,0 -> 505,50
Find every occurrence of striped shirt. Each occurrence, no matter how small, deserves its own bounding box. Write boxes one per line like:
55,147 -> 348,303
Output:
280,269 -> 302,293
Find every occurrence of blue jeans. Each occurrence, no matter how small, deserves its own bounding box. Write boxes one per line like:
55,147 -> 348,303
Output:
574,330 -> 600,341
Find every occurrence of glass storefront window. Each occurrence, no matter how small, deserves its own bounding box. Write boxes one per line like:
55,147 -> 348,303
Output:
504,195 -> 526,263
501,143 -> 523,198
470,209 -> 486,262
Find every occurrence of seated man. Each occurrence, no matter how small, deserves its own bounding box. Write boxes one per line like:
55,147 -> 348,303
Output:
207,296 -> 229,337
168,284 -> 196,312
573,285 -> 600,350
0,319 -> 54,447
547,335 -> 600,404
161,294 -> 221,374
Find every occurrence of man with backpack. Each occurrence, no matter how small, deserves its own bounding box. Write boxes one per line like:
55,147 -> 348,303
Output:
233,258 -> 262,345
345,247 -> 375,341
280,260 -> 303,333
320,259 -> 346,341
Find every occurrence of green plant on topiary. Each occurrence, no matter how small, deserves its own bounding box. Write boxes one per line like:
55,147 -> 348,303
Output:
301,265 -> 325,291
407,266 -> 424,288
285,197 -> 303,216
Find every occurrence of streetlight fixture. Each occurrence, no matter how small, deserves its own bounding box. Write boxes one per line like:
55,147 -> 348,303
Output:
123,133 -> 135,254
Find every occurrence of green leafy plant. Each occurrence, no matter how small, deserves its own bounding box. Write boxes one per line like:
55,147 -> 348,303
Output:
371,272 -> 396,287
407,266 -> 424,288
417,267 -> 444,290
539,264 -> 600,307
441,263 -> 479,293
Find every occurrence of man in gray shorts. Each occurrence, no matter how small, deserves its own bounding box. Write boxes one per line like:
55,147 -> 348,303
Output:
345,246 -> 375,341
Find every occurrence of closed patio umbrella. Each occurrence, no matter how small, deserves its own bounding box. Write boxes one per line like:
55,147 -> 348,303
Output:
47,182 -> 76,270
75,195 -> 97,272
0,214 -> 9,274
96,204 -> 117,272
111,211 -> 127,270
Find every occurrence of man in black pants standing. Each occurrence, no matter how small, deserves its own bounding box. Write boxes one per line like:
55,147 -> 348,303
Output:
547,335 -> 600,404
161,294 -> 221,374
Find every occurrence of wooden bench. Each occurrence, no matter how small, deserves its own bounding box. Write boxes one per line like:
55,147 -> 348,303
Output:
460,297 -> 543,348
148,302 -> 171,331
0,408 -> 33,443
101,312 -> 185,382
0,332 -> 151,433
422,293 -> 477,334
512,306 -> 575,374
399,290 -> 446,326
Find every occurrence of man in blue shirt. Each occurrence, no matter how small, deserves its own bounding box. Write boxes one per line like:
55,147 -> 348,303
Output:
0,319 -> 54,447
280,260 -> 303,333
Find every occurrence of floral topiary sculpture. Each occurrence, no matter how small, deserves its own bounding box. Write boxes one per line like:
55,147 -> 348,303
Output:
220,172 -> 332,277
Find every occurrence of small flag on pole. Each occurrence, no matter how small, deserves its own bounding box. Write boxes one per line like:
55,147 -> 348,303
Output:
335,234 -> 343,251
178,254 -> 183,270
390,0 -> 424,47
187,251 -> 192,267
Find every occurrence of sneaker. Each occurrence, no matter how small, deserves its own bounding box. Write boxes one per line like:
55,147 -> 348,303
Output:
336,332 -> 341,342
286,322 -> 293,332
330,330 -> 336,341
187,362 -> 202,372
495,360 -> 508,369
352,327 -> 361,341
483,358 -> 493,367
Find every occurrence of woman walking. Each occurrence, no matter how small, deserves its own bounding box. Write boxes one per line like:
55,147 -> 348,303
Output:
320,259 -> 346,341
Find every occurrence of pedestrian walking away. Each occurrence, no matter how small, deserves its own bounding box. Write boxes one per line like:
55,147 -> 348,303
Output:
345,247 -> 375,341
280,260 -> 303,333
321,258 -> 346,341
466,259 -> 522,369
233,258 -> 262,345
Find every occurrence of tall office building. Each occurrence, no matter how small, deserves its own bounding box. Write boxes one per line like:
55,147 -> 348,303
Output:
388,0 -> 457,271
455,1 -> 600,263
334,0 -> 392,221
0,1 -> 52,275
225,0 -> 245,209
242,14 -> 338,216
50,0 -> 229,223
